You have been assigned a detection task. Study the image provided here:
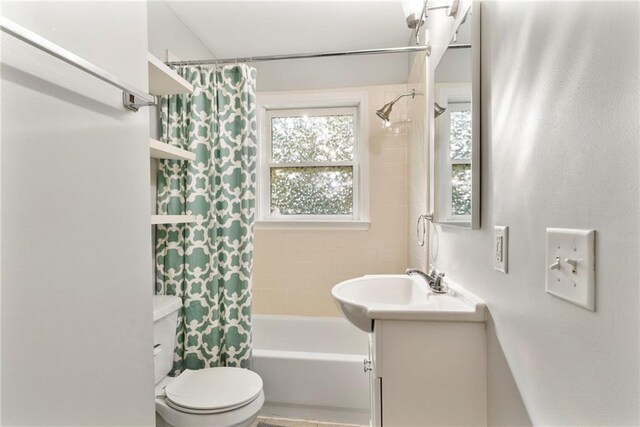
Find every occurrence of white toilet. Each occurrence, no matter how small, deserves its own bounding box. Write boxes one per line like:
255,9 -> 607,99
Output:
153,296 -> 264,427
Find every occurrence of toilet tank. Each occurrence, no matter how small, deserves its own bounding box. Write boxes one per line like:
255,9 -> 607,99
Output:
153,295 -> 181,384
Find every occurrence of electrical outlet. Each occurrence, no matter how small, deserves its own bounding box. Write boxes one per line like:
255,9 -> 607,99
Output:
545,228 -> 595,311
494,226 -> 508,273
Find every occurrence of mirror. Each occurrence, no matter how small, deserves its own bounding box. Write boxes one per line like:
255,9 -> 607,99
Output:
432,4 -> 480,229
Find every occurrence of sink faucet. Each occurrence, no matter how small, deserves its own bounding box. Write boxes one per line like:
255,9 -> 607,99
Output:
406,267 -> 447,293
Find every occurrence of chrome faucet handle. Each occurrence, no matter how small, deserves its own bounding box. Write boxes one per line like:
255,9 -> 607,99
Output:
428,266 -> 438,278
431,272 -> 448,293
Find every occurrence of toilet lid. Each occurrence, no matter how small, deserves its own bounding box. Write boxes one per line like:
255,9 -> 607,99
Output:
165,367 -> 263,413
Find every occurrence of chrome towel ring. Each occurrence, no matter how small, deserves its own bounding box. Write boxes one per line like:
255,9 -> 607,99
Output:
416,212 -> 433,247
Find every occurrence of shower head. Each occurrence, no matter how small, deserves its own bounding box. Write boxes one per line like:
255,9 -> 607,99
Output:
434,102 -> 447,118
376,89 -> 418,124
376,103 -> 395,122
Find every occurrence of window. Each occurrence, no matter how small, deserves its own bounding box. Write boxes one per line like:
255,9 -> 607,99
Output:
436,85 -> 472,222
257,92 -> 369,229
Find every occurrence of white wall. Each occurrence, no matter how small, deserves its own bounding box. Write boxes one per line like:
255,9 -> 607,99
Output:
147,2 -> 409,94
160,0 -> 411,92
435,48 -> 471,84
147,1 -> 214,62
1,2 -> 155,425
147,0 -> 215,139
430,1 -> 639,425
253,54 -> 410,92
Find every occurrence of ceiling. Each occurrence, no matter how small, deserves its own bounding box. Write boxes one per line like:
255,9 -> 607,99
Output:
164,1 -> 414,59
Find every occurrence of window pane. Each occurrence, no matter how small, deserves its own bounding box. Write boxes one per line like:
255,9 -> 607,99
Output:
450,110 -> 471,160
452,164 -> 471,216
270,166 -> 353,215
271,114 -> 354,163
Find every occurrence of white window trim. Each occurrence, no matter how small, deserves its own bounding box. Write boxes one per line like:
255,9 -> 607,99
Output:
265,106 -> 359,222
435,84 -> 472,224
256,90 -> 370,230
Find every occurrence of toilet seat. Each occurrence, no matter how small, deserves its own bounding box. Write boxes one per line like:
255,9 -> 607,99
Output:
164,367 -> 263,415
156,389 -> 264,427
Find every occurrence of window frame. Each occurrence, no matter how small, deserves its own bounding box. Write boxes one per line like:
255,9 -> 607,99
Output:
256,91 -> 370,230
435,84 -> 472,224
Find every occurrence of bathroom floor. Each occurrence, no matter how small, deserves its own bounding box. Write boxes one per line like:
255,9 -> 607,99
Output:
253,417 -> 365,427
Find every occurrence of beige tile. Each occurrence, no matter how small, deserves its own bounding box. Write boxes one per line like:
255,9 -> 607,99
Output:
255,274 -> 292,290
253,287 -> 288,304
253,299 -> 278,314
377,147 -> 408,163
370,173 -> 407,193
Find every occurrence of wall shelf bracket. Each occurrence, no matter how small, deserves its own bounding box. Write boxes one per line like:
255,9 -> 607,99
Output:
123,91 -> 157,112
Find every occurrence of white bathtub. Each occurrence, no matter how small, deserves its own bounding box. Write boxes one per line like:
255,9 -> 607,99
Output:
251,314 -> 370,425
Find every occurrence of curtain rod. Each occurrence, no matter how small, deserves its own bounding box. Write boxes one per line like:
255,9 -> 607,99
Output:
165,43 -> 468,67
166,44 -> 472,67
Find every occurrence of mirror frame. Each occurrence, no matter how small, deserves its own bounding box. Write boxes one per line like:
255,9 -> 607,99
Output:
430,0 -> 481,229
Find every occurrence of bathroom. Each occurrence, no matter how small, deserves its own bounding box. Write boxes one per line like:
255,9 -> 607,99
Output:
1,0 -> 639,426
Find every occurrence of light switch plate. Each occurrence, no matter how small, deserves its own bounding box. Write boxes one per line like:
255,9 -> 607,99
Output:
545,228 -> 595,311
494,226 -> 508,273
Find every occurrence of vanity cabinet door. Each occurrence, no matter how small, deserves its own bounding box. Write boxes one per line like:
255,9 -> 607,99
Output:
369,329 -> 382,427
370,375 -> 382,427
379,320 -> 486,427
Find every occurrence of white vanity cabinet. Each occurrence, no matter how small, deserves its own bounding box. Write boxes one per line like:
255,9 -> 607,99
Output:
368,319 -> 487,427
331,274 -> 487,426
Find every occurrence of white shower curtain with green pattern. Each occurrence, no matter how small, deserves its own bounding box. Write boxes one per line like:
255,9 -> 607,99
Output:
155,64 -> 257,374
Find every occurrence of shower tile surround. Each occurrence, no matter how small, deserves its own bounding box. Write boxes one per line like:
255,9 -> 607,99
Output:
253,84 -> 409,316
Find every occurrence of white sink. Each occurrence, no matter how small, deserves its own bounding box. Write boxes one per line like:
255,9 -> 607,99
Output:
331,274 -> 486,332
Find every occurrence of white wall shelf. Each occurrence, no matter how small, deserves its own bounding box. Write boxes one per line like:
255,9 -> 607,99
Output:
151,215 -> 196,225
149,138 -> 195,161
148,53 -> 193,96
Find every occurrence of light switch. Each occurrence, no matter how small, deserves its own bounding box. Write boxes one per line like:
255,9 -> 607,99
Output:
494,226 -> 508,273
545,228 -> 595,311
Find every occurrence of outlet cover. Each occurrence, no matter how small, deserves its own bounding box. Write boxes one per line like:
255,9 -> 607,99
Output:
545,228 -> 595,311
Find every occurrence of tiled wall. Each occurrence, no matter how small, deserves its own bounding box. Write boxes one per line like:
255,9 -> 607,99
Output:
252,84 -> 410,317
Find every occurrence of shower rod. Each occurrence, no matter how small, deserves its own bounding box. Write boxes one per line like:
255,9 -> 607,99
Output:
167,45 -> 430,66
165,44 -> 471,67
